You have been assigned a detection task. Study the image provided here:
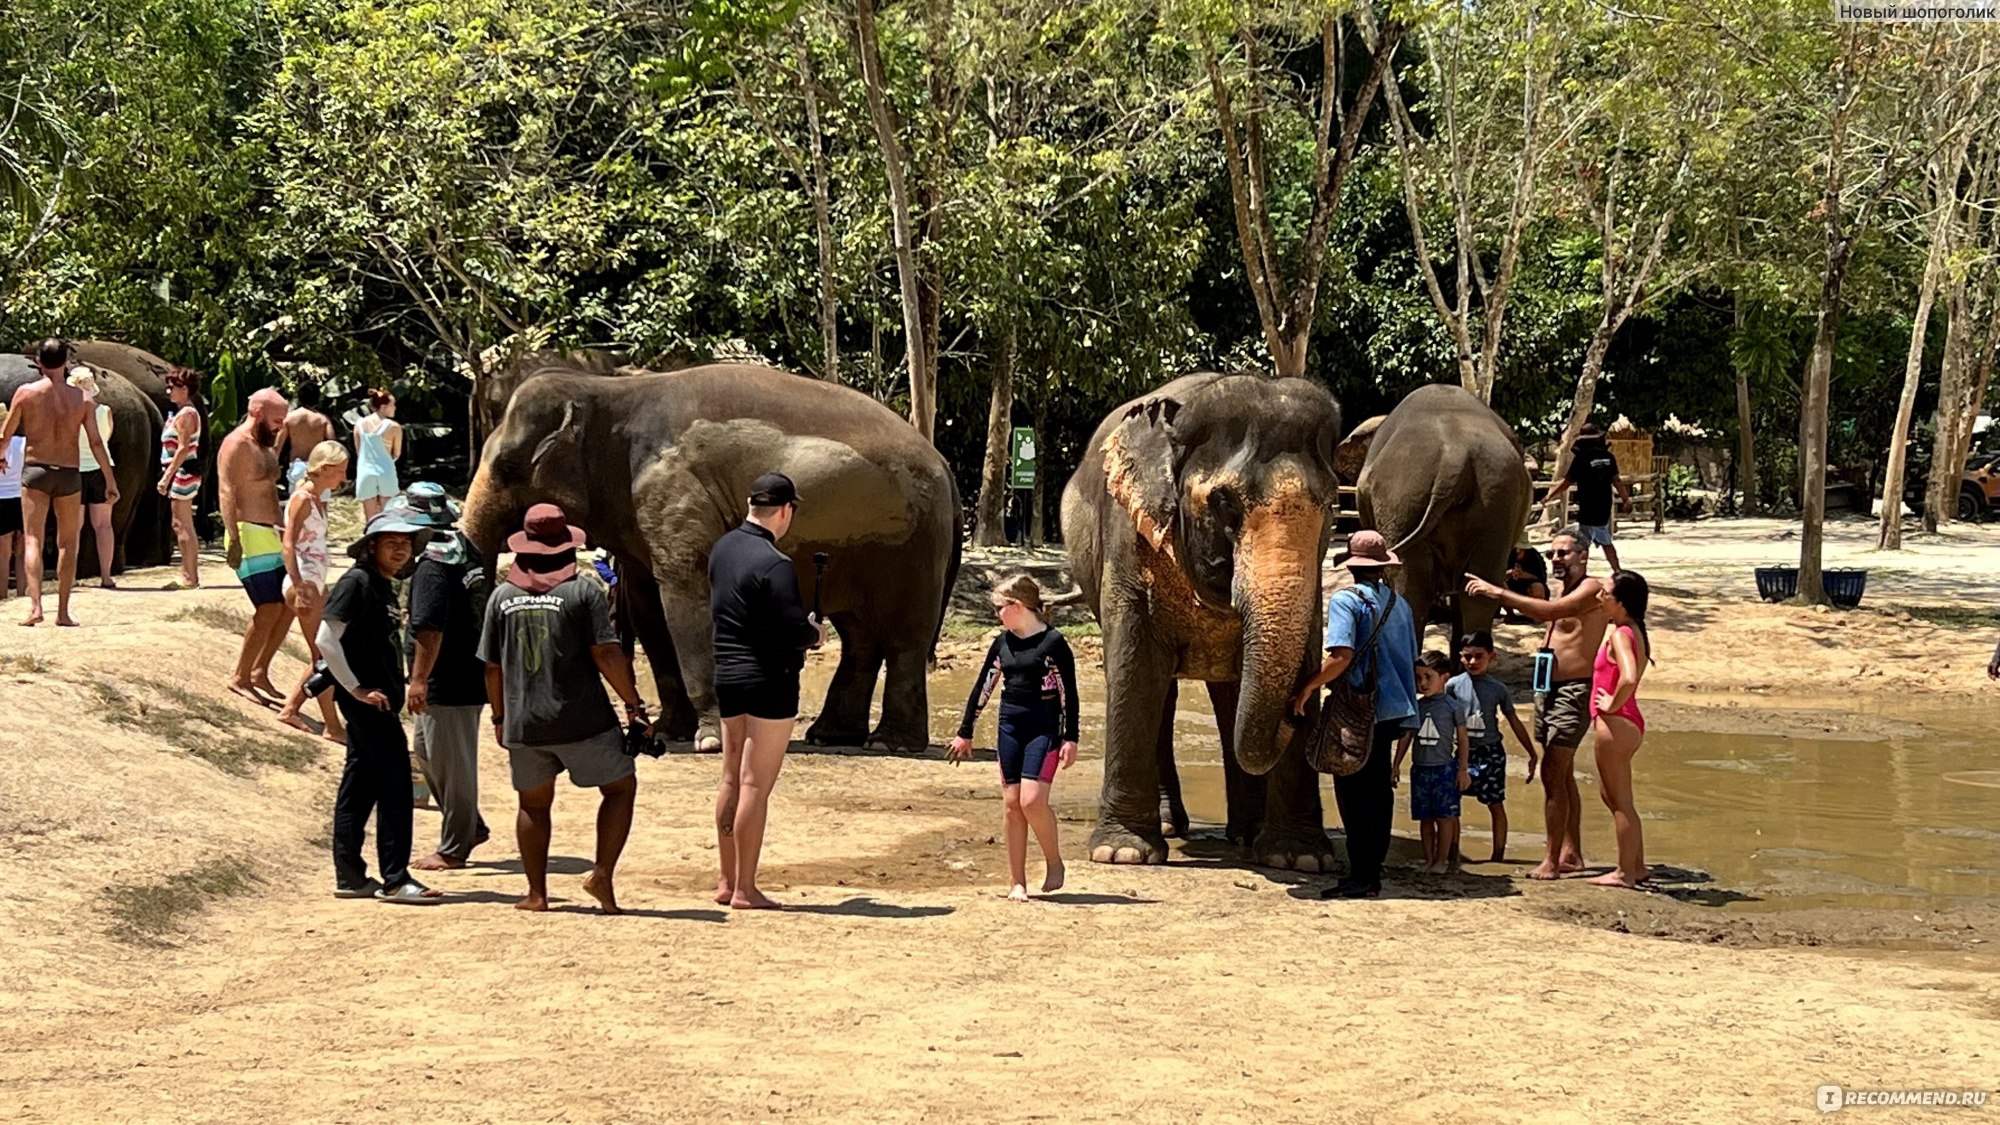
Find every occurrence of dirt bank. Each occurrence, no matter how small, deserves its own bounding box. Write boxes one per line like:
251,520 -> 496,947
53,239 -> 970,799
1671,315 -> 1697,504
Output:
1,534 -> 1996,1122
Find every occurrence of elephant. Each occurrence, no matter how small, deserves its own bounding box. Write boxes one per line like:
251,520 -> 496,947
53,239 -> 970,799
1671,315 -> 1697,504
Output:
461,361 -> 962,752
67,340 -> 181,567
1349,383 -> 1533,652
0,353 -> 165,573
1061,373 -> 1344,870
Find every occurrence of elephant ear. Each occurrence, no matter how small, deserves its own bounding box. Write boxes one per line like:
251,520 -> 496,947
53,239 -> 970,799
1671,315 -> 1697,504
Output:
1101,396 -> 1182,550
529,399 -> 585,486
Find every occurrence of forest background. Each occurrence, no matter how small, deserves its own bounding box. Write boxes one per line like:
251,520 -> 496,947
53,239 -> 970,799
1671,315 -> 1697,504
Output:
3,0 -> 1997,602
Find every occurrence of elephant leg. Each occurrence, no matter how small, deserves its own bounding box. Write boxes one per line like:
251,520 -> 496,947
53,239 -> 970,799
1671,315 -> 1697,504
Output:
1207,681 -> 1264,847
1089,611 -> 1175,866
805,614 -> 878,747
1156,681 -> 1187,838
623,565 -> 698,742
655,582 -> 723,753
870,644 -> 931,752
1253,737 -> 1337,873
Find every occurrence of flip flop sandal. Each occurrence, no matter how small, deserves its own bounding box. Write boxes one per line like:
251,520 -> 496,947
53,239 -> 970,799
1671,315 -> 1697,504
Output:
334,878 -> 382,899
376,880 -> 441,904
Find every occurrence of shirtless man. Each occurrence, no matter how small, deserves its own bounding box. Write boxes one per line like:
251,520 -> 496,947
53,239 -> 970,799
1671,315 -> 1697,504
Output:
280,405 -> 336,494
0,338 -> 118,626
1464,527 -> 1608,880
218,388 -> 295,700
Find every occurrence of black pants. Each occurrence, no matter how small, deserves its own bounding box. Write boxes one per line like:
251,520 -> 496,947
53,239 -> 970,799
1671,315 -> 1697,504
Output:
332,693 -> 414,890
1331,721 -> 1401,887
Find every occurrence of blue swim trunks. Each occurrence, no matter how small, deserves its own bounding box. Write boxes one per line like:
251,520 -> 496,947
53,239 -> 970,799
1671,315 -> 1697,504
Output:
1466,743 -> 1508,806
1410,762 -> 1462,821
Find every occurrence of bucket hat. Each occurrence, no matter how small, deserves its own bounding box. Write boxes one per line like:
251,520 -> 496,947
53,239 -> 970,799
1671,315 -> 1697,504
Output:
1335,529 -> 1401,570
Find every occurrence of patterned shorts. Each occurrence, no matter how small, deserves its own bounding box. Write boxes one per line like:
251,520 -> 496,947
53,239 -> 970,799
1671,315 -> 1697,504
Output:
1410,762 -> 1462,821
1466,743 -> 1508,806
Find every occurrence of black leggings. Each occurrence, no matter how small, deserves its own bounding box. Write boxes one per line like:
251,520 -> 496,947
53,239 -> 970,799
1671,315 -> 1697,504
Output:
332,694 -> 414,891
1331,721 -> 1402,887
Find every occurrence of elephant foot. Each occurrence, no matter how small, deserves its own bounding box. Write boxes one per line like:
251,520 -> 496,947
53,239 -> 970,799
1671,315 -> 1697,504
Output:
1087,822 -> 1169,865
864,725 -> 928,755
695,721 -> 722,755
1251,824 -> 1338,874
803,719 -> 869,748
1224,817 -> 1263,850
1159,801 -> 1190,840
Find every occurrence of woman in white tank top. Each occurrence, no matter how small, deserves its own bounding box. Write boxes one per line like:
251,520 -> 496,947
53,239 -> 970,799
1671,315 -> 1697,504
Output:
277,441 -> 351,740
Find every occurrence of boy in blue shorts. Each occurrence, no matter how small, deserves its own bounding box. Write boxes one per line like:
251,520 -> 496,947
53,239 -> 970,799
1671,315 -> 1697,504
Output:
1393,651 -> 1470,874
1449,631 -> 1539,862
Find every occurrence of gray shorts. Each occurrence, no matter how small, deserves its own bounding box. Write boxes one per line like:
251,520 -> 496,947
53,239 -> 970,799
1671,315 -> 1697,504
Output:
1578,523 -> 1615,547
1535,679 -> 1592,750
507,728 -> 633,791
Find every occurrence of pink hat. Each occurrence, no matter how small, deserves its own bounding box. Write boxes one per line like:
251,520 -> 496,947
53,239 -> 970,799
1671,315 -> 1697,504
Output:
508,503 -> 587,556
1337,530 -> 1401,570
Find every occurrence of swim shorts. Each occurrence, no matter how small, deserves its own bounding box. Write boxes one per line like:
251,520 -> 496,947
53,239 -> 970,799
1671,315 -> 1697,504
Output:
1535,678 -> 1592,750
1410,762 -> 1462,821
1578,523 -> 1615,547
235,522 -> 287,607
996,701 -> 1061,785
22,464 -> 81,498
0,497 -> 20,536
507,727 -> 635,792
1466,742 -> 1508,805
715,676 -> 800,722
81,468 -> 109,506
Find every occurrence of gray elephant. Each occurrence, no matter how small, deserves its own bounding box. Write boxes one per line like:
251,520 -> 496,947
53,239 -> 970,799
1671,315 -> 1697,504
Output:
1349,384 -> 1533,651
1062,373 -> 1344,870
461,362 -> 961,752
68,340 -> 180,567
0,353 -> 164,572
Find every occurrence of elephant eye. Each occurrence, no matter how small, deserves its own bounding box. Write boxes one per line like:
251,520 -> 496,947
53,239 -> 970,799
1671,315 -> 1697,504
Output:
1207,487 -> 1242,525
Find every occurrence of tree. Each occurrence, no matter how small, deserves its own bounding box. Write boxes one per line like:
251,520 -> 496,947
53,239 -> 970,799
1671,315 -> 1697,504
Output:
1206,1 -> 1403,380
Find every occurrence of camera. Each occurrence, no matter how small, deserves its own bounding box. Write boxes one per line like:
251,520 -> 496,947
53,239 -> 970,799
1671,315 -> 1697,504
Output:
303,661 -> 336,698
622,706 -> 667,759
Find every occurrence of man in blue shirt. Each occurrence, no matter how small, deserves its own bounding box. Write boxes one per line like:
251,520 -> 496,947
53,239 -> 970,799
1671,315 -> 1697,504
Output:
1292,530 -> 1419,899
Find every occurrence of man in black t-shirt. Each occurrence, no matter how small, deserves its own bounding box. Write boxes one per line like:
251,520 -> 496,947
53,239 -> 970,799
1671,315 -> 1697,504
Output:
404,483 -> 492,871
1543,422 -> 1631,572
706,471 -> 826,911
317,501 -> 442,903
479,503 -> 647,915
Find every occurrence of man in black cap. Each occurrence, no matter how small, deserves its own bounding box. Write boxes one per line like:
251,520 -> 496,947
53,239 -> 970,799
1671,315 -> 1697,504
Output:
707,471 -> 826,910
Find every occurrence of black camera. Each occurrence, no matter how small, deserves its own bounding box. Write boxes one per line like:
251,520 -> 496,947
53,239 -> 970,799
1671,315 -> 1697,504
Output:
303,661 -> 336,698
622,709 -> 667,758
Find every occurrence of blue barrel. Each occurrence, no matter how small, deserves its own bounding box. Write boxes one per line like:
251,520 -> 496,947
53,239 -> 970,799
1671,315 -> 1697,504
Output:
1823,568 -> 1868,608
1754,566 -> 1798,602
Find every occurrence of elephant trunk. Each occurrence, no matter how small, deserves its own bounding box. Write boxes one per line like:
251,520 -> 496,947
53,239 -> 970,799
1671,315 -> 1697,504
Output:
459,463 -> 517,562
1231,492 -> 1325,776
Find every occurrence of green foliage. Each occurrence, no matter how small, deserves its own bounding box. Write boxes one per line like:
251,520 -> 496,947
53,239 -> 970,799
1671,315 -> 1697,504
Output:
1663,463 -> 1703,521
209,353 -> 240,448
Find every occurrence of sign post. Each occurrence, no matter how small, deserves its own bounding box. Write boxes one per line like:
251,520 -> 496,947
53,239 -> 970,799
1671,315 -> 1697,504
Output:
1009,426 -> 1037,490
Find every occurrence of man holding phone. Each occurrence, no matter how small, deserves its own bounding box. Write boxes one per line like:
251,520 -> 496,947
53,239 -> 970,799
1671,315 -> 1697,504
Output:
1464,528 -> 1607,881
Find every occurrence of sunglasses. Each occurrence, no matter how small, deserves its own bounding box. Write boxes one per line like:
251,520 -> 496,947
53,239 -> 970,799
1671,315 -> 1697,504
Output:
1549,549 -> 1576,558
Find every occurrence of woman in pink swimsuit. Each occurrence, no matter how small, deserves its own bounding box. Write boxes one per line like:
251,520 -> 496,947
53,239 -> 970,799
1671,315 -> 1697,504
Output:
1590,570 -> 1653,888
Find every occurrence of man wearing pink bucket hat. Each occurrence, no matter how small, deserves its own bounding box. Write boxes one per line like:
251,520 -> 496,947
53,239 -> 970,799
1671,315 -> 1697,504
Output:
1291,530 -> 1418,899
479,503 -> 648,914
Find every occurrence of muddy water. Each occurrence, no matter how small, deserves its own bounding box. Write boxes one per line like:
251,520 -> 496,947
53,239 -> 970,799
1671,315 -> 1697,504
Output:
778,657 -> 2000,914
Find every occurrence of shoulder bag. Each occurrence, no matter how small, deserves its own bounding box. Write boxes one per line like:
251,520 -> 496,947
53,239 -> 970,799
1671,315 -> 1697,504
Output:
1304,586 -> 1396,776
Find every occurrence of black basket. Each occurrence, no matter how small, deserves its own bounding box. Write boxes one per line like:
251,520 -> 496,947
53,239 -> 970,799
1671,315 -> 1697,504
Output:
1754,566 -> 1798,602
1824,568 -> 1868,608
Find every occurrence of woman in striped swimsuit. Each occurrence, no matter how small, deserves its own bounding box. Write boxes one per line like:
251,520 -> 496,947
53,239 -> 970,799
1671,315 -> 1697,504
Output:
156,367 -> 204,590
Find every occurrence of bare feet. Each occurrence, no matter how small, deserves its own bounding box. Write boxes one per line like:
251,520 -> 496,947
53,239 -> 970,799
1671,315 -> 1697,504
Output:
1486,852 -> 1505,864
730,888 -> 781,910
1041,863 -> 1065,894
1006,884 -> 1030,903
411,852 -> 465,872
1588,869 -> 1639,888
1525,860 -> 1562,880
515,895 -> 549,912
225,678 -> 261,703
1424,861 -> 1448,875
277,710 -> 311,733
252,674 -> 282,699
322,727 -> 345,744
1558,853 -> 1587,874
714,880 -> 734,906
583,869 -> 623,915
20,609 -> 42,626
55,614 -> 78,627
101,577 -> 116,590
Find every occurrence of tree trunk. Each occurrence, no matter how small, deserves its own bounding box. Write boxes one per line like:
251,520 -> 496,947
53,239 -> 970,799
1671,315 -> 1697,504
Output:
1798,269 -> 1844,605
1923,286 -> 1974,533
853,0 -> 932,440
800,44 -> 839,384
1029,393 -> 1048,546
974,325 -> 1016,547
1878,203 -> 1950,548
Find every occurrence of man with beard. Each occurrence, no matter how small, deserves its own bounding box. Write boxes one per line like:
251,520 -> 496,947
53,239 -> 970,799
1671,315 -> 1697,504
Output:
218,388 -> 295,701
1464,528 -> 1609,880
0,338 -> 119,626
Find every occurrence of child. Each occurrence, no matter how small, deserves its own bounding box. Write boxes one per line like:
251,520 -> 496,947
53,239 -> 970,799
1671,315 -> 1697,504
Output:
1449,631 -> 1538,863
948,575 -> 1080,902
1393,650 -> 1470,874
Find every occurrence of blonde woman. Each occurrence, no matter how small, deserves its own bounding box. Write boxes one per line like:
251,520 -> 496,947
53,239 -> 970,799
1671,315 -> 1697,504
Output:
276,441 -> 349,741
68,367 -> 117,588
948,575 -> 1080,902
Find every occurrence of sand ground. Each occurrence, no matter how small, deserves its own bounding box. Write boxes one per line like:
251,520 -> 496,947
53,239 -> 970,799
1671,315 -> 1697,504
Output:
1,514 -> 1996,1123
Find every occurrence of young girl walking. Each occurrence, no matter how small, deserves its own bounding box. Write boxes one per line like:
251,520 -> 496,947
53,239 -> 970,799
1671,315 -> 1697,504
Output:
948,576 -> 1080,902
276,441 -> 349,741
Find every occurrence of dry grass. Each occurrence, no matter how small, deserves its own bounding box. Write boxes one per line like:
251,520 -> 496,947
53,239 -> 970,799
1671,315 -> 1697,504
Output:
90,677 -> 320,776
102,857 -> 262,947
168,604 -> 311,664
0,653 -> 55,675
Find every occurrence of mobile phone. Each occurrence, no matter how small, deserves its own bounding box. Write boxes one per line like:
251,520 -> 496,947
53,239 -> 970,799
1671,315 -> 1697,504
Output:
1532,647 -> 1556,695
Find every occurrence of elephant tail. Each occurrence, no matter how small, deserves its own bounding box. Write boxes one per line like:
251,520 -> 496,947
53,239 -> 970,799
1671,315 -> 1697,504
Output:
1387,461 -> 1473,559
930,478 -> 964,670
